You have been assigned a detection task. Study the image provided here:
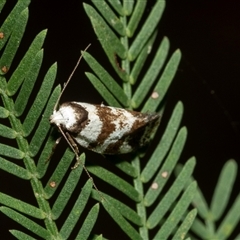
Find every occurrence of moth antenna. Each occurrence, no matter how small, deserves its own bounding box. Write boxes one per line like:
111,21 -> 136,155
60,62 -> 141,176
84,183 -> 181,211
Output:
53,43 -> 91,112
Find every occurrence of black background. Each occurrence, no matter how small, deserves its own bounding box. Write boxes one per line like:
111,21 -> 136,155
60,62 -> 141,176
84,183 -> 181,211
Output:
0,0 -> 239,239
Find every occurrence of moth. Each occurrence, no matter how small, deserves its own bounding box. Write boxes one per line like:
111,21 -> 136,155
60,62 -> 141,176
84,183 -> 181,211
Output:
49,45 -> 160,168
50,102 -> 160,155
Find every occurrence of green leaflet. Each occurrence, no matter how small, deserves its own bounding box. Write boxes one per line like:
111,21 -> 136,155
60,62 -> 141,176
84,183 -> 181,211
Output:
7,30 -> 47,96
0,207 -> 50,239
91,0 -> 126,36
0,156 -> 30,179
60,179 -> 94,239
153,182 -> 197,239
142,49 -> 182,112
126,0 -> 147,37
83,51 -> 129,107
23,63 -> 56,136
0,143 -> 24,159
91,190 -> 143,226
88,165 -> 142,202
83,3 -> 128,81
132,37 -> 170,108
10,230 -> 37,240
75,203 -> 100,240
210,160 -> 237,221
141,101 -> 184,183
0,192 -> 45,219
128,0 -> 165,61
14,50 -> 43,117
0,0 -> 30,51
144,127 -> 188,206
106,0 -> 124,16
0,8 -> 29,75
102,200 -> 142,240
190,160 -> 240,240
50,153 -> 85,218
172,209 -> 197,240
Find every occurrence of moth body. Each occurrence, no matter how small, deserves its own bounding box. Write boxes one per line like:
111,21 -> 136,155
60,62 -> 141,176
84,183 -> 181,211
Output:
50,102 -> 160,154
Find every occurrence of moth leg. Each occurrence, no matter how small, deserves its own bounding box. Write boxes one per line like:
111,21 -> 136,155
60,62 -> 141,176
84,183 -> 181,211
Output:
65,132 -> 81,169
58,128 -> 104,201
46,137 -> 62,164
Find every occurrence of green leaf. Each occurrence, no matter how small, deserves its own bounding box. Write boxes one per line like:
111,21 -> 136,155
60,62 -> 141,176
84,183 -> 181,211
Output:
216,193 -> 240,239
147,157 -> 196,229
144,127 -> 187,206
51,153 -> 85,219
141,101 -> 183,183
0,124 -> 16,138
44,148 -> 76,199
10,230 -> 37,240
0,156 -> 30,179
153,181 -> 197,239
128,0 -> 165,61
75,203 -> 100,240
0,207 -> 50,239
36,130 -> 59,178
14,50 -> 43,117
0,143 -> 24,159
0,192 -> 44,219
0,0 -> 30,52
91,190 -> 143,226
84,3 -> 127,60
172,209 -> 197,240
88,165 -> 141,202
190,218 -> 212,239
60,180 -> 93,239
102,200 -> 142,240
23,62 -> 56,136
210,160 -> 237,221
191,184 -> 210,220
0,8 -> 28,75
83,3 -> 128,81
0,106 -> 9,118
132,37 -> 170,108
0,1 -> 6,12
142,49 -> 181,112
85,72 -> 122,107
126,0 -> 147,37
106,0 -> 124,16
112,158 -> 138,178
91,0 -> 125,36
129,31 -> 157,85
83,51 -> 129,106
123,0 -> 134,15
7,30 -> 47,95
29,86 -> 60,156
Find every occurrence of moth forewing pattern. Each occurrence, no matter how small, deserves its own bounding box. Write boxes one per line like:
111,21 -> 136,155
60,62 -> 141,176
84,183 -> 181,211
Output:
50,102 -> 160,155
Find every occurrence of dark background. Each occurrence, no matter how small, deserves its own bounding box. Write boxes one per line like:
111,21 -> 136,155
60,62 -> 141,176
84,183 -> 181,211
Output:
0,0 -> 239,239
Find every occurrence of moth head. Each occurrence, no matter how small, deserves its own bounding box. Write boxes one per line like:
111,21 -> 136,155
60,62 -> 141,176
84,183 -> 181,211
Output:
50,102 -> 88,134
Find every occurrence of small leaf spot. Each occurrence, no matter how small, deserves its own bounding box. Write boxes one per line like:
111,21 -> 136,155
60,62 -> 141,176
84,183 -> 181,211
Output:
1,66 -> 8,73
151,182 -> 158,189
161,171 -> 168,178
151,91 -> 159,99
0,32 -> 4,39
49,181 -> 57,188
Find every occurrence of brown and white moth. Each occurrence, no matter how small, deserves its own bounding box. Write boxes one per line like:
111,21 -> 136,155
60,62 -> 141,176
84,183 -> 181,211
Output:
50,102 -> 160,155
49,45 -> 160,168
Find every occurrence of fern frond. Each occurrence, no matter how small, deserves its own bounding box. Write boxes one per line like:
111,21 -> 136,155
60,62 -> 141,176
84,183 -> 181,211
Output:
0,1 -> 199,239
0,2 -> 99,239
82,1 -> 196,239
189,160 -> 240,240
